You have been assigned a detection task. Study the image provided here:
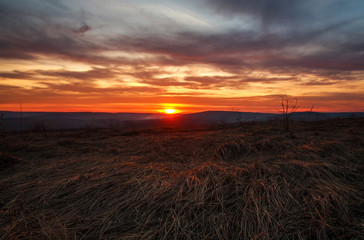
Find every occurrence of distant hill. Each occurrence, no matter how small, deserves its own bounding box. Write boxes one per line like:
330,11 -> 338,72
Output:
178,111 -> 364,125
289,111 -> 364,121
179,111 -> 276,124
0,112 -> 163,131
0,111 -> 363,131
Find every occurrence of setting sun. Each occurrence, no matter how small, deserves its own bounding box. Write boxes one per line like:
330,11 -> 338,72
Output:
164,109 -> 177,114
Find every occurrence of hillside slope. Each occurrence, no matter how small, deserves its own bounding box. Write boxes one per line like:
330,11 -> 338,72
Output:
1,118 -> 363,239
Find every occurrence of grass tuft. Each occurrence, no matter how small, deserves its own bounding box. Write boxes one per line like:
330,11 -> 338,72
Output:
214,140 -> 251,161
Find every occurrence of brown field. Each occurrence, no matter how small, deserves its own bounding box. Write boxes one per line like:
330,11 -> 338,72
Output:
1,118 -> 364,239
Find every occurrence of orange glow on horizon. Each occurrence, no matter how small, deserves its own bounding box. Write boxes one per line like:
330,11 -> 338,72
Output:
0,102 -> 362,114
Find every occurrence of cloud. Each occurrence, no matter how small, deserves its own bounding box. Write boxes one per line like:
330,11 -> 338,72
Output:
43,0 -> 69,10
299,80 -> 340,86
108,14 -> 364,73
38,68 -> 117,80
1,0 -> 363,73
72,23 -> 91,35
183,75 -> 244,89
0,70 -> 36,79
0,68 -> 119,81
205,0 -> 306,28
0,1 -> 103,62
139,78 -> 194,88
0,0 -> 363,112
41,82 -> 163,94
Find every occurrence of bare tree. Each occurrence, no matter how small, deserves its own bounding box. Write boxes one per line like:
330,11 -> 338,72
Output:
233,108 -> 249,136
280,94 -> 299,131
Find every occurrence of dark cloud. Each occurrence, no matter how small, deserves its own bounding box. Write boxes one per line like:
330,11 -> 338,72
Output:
0,84 -> 23,91
205,0 -> 306,27
43,0 -> 69,10
38,68 -> 117,80
0,26 -> 101,62
1,0 -> 363,75
183,76 -> 244,89
72,23 -> 91,35
183,75 -> 295,89
111,30 -> 271,60
0,1 -> 105,63
0,68 -> 119,81
299,80 -> 340,86
0,70 -> 35,79
266,46 -> 364,71
108,15 -> 364,74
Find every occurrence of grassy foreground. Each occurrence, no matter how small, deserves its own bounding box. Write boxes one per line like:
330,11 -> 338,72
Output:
1,118 -> 363,239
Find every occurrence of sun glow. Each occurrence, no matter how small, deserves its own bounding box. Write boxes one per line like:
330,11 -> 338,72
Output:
164,108 -> 177,114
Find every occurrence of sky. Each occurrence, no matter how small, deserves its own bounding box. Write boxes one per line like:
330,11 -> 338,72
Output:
0,0 -> 364,113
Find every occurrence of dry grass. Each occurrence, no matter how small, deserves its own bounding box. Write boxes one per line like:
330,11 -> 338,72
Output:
0,118 -> 363,239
